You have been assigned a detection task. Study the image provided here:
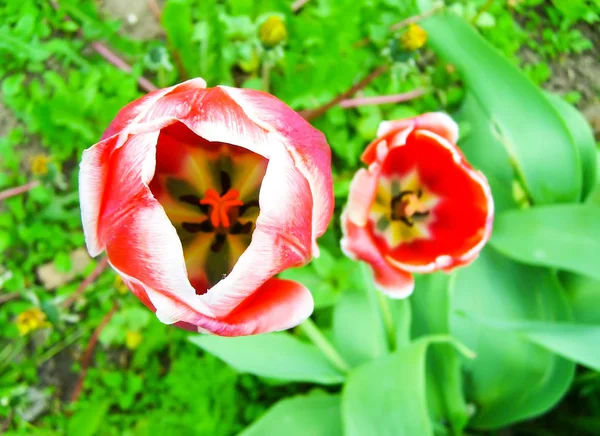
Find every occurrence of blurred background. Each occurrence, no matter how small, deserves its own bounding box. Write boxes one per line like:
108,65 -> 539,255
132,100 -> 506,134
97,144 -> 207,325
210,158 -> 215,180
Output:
1,0 -> 599,434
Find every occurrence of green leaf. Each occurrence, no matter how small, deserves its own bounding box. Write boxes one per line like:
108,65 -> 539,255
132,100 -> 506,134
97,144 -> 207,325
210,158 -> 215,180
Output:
457,93 -> 518,212
342,337 -> 466,436
451,248 -> 575,429
423,14 -> 581,204
490,205 -> 600,279
410,274 -> 469,435
562,272 -> 600,324
240,393 -> 342,436
332,263 -> 387,367
189,332 -> 344,385
469,319 -> 600,372
545,92 -> 597,201
67,401 -> 110,436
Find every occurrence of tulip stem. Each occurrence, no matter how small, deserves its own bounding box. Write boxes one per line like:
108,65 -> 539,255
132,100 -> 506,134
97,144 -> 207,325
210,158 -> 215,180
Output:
261,60 -> 272,93
377,291 -> 397,352
298,317 -> 350,374
360,263 -> 397,353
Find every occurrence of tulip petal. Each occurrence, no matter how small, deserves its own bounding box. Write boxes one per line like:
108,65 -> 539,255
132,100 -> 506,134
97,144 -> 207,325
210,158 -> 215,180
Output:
378,112 -> 459,144
218,86 -> 334,239
341,211 -> 414,298
346,164 -> 381,227
79,135 -> 118,256
383,130 -> 493,272
102,78 -> 207,140
206,145 -> 314,316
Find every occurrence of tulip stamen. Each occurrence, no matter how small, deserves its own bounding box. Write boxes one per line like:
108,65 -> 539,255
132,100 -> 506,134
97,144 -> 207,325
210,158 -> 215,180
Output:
390,189 -> 430,226
200,188 -> 244,229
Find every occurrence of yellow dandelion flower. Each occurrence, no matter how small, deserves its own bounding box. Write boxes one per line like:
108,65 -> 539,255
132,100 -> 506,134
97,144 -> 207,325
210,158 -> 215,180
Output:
400,23 -> 428,51
16,308 -> 51,336
114,275 -> 129,295
259,16 -> 287,48
31,155 -> 51,176
125,331 -> 143,350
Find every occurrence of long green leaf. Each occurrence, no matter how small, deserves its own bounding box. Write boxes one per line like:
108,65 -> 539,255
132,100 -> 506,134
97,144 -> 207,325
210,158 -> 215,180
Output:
457,93 -> 519,213
561,272 -> 600,324
240,393 -> 342,436
410,274 -> 469,435
332,262 -> 387,367
491,205 -> 600,279
468,319 -> 600,372
342,338 -> 441,436
423,14 -> 581,204
189,333 -> 344,385
451,248 -> 575,429
545,93 -> 597,201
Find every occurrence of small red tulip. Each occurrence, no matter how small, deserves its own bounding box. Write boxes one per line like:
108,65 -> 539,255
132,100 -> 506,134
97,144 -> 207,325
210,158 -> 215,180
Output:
341,113 -> 493,298
79,79 -> 333,336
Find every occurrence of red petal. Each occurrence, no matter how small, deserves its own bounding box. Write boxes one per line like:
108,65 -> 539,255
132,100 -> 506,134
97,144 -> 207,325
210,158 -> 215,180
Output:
219,86 -> 334,240
361,112 -> 459,165
341,211 -> 414,298
206,145 -> 314,316
102,78 -> 207,140
346,165 -> 381,227
383,130 -> 493,272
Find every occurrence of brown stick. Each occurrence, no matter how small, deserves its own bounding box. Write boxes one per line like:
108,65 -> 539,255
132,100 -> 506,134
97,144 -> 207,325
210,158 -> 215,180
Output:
49,1 -> 158,93
300,65 -> 389,121
61,257 -> 110,309
339,88 -> 426,108
70,302 -> 119,404
0,180 -> 41,202
91,42 -> 158,92
146,0 -> 162,22
0,292 -> 20,305
292,0 -> 311,12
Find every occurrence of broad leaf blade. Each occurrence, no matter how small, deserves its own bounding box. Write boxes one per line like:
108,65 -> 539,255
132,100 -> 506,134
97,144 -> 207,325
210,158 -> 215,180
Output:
411,274 -> 469,435
423,14 -> 581,204
490,205 -> 600,279
451,248 -> 575,429
240,393 -> 342,436
545,92 -> 597,201
470,319 -> 600,372
332,263 -> 387,367
342,339 -> 436,436
189,333 -> 344,385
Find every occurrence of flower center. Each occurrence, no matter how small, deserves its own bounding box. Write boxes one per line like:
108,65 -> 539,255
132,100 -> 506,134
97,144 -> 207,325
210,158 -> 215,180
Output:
390,190 -> 430,227
200,188 -> 244,229
149,122 -> 268,294
369,170 -> 439,247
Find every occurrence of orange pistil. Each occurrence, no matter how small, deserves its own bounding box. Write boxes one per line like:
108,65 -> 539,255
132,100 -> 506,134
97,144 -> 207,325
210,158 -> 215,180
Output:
399,192 -> 428,218
200,188 -> 244,228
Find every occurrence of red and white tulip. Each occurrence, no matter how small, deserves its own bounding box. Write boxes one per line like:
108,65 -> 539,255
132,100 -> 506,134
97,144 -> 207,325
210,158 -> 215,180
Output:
79,79 -> 333,336
341,113 -> 493,298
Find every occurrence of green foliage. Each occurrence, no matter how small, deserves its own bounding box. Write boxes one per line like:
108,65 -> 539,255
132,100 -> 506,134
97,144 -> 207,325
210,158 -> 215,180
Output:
2,0 -> 599,434
190,333 -> 345,385
240,393 -> 342,436
491,205 -> 600,279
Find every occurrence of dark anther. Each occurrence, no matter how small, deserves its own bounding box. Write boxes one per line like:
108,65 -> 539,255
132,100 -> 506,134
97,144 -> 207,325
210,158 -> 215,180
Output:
210,233 -> 227,252
239,200 -> 259,215
220,171 -> 231,195
179,194 -> 201,206
390,190 -> 414,221
179,195 -> 209,214
230,221 -> 253,235
390,189 -> 429,225
182,220 -> 213,233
